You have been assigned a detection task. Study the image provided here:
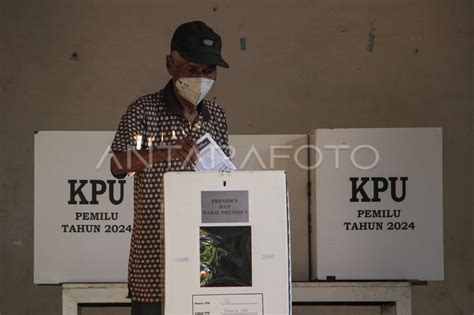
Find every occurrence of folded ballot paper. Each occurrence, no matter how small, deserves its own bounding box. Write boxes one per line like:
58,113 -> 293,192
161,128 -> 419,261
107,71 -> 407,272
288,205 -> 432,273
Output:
195,133 -> 236,172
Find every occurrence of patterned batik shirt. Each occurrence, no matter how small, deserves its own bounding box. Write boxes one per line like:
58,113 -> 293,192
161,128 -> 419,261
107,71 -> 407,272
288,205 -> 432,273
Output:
111,79 -> 230,302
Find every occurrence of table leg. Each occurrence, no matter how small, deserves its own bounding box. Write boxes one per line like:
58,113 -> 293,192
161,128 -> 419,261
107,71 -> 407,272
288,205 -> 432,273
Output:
62,289 -> 78,315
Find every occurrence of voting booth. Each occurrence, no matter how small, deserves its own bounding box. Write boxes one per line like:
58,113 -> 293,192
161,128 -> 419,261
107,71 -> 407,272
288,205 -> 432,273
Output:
309,128 -> 444,281
164,171 -> 292,315
34,131 -> 134,283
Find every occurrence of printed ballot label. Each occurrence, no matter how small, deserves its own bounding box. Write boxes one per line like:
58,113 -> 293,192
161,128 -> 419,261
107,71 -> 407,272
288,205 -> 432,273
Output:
201,190 -> 249,223
192,294 -> 263,315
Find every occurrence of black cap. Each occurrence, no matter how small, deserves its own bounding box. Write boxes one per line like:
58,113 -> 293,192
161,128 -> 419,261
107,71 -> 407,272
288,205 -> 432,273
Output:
171,21 -> 229,68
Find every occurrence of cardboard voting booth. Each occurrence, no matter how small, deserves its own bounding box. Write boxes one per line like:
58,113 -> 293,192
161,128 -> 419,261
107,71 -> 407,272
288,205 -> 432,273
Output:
310,128 -> 444,281
164,171 -> 292,315
34,131 -> 134,283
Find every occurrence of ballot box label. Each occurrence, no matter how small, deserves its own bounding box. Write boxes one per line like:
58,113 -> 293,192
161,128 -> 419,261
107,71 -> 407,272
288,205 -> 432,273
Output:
192,293 -> 263,315
201,190 -> 249,223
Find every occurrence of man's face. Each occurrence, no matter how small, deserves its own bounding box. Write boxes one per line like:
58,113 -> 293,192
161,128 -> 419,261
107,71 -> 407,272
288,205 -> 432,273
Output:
166,54 -> 217,82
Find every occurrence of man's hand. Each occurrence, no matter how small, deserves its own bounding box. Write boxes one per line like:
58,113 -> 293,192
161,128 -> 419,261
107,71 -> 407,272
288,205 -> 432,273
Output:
110,138 -> 199,178
170,138 -> 198,167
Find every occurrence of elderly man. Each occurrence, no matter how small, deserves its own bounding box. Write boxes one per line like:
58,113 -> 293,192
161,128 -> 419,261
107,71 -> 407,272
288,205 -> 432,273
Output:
110,21 -> 230,315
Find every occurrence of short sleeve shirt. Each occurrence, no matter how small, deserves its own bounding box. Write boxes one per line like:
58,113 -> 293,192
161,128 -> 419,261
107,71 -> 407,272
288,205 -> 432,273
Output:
111,79 -> 230,302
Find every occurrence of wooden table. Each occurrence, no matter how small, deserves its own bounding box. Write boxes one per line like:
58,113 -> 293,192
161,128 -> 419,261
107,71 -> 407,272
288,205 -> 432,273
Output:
62,282 -> 412,315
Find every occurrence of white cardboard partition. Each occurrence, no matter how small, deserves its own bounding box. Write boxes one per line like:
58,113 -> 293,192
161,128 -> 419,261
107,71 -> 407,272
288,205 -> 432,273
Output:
310,128 -> 444,281
34,131 -> 134,283
164,171 -> 291,315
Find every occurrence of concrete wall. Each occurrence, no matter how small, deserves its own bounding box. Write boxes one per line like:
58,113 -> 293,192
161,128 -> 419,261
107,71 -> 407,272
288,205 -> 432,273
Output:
0,0 -> 472,314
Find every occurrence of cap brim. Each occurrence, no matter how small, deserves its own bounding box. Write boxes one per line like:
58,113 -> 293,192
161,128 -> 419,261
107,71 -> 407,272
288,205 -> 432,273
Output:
178,50 -> 230,68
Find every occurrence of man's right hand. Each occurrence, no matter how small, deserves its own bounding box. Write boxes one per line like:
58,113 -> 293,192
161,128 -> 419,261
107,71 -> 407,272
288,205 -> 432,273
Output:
170,138 -> 198,167
110,138 -> 199,178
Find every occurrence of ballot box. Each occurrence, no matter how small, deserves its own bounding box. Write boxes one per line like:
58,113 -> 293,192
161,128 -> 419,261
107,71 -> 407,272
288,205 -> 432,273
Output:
164,171 -> 291,315
309,128 -> 444,281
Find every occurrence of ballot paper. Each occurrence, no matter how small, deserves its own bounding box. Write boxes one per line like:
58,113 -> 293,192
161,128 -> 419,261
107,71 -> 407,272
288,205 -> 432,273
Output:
195,133 -> 236,172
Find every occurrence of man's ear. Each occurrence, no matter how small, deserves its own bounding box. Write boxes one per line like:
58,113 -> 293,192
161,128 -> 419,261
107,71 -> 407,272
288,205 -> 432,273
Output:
166,55 -> 173,75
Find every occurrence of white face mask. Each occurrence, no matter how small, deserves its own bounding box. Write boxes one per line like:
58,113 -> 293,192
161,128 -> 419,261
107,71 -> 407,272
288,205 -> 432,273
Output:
174,77 -> 215,105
